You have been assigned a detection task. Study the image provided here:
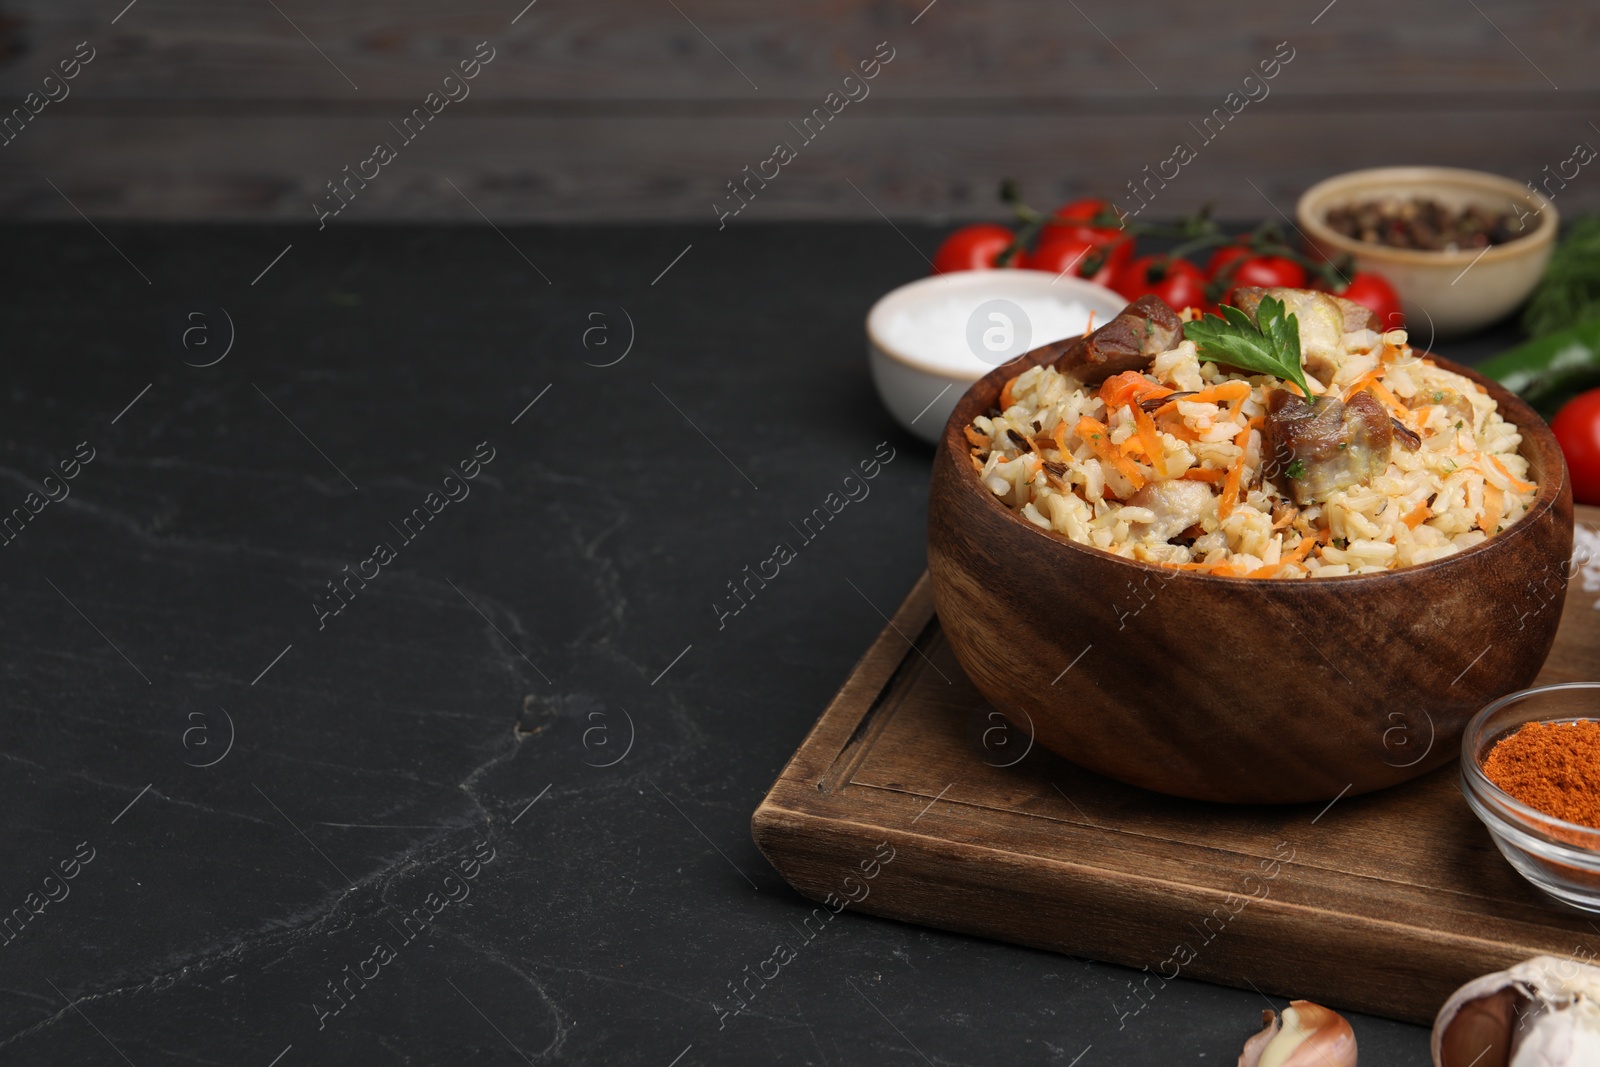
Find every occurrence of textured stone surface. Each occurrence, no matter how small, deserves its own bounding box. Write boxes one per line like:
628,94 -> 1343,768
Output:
0,223 -> 1514,1064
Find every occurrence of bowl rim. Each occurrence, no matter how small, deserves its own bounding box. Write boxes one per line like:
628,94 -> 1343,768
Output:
866,269 -> 1126,379
1460,682 -> 1600,844
938,332 -> 1571,586
1295,165 -> 1560,267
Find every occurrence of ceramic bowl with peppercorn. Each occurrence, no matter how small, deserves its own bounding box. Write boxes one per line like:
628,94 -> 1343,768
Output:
1461,682 -> 1600,913
1297,166 -> 1558,338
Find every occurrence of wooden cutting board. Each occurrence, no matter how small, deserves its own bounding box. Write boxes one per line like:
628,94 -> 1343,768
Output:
752,506 -> 1600,1026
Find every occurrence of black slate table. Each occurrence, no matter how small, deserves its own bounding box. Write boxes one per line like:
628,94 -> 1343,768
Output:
0,222 -> 1519,1065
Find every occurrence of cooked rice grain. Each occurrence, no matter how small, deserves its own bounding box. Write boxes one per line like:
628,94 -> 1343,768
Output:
969,330 -> 1537,578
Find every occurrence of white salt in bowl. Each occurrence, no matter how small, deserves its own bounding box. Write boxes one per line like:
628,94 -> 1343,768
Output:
867,269 -> 1126,444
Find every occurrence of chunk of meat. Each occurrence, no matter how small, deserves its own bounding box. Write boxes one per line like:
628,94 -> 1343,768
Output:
1128,479 -> 1212,543
1053,295 -> 1183,385
1231,287 -> 1380,383
1231,286 -> 1379,334
1421,386 -> 1476,429
1263,388 -> 1393,505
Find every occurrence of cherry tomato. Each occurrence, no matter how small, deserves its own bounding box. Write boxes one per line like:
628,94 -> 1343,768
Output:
1552,388 -> 1600,506
1321,270 -> 1404,330
932,224 -> 1016,274
1116,255 -> 1210,314
1022,232 -> 1131,288
1206,245 -> 1307,295
1046,198 -> 1124,240
1053,198 -> 1112,223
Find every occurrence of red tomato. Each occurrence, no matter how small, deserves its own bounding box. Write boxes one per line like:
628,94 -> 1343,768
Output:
1206,244 -> 1250,279
932,224 -> 1016,274
1022,232 -> 1131,288
1116,255 -> 1210,313
1552,389 -> 1600,505
1206,245 -> 1307,295
1322,270 -> 1404,329
1053,198 -> 1115,224
1047,198 -> 1124,241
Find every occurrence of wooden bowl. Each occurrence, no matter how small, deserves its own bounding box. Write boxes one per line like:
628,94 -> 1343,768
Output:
927,342 -> 1575,804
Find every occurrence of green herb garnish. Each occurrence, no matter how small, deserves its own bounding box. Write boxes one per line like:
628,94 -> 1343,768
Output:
1286,459 -> 1307,480
1183,296 -> 1313,400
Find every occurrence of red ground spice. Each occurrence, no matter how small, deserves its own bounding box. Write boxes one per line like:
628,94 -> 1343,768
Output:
1482,720 -> 1600,830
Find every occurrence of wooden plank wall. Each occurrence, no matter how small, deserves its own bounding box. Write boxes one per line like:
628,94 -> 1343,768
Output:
0,0 -> 1595,221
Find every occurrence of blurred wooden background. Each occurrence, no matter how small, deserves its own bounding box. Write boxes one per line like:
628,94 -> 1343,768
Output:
0,0 -> 1595,221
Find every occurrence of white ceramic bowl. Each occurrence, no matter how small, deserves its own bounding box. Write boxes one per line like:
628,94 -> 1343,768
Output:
867,270 -> 1126,445
1296,166 -> 1558,338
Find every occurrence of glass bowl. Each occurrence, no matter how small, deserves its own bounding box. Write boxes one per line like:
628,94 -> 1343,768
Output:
1460,682 -> 1600,913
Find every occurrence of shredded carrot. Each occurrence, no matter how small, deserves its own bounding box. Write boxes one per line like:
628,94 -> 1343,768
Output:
999,375 -> 1018,410
1131,403 -> 1169,477
1218,457 -> 1245,519
1214,418 -> 1258,520
1151,380 -> 1251,417
1119,435 -> 1145,457
1076,415 -> 1146,491
1380,343 -> 1403,364
1247,562 -> 1286,579
1209,561 -> 1239,578
1182,467 -> 1227,483
1480,482 -> 1505,534
1154,413 -> 1201,442
1488,455 -> 1536,494
1366,379 -> 1408,416
1342,368 -> 1385,402
965,425 -> 989,448
1051,420 -> 1071,456
1283,530 -> 1326,564
1099,371 -> 1173,412
1084,311 -> 1096,334
1401,502 -> 1432,529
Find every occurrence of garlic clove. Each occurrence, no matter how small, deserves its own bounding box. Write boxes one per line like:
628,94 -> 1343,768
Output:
1511,1006 -> 1600,1067
1238,1009 -> 1280,1067
1435,986 -> 1518,1067
1239,999 -> 1358,1067
1433,955 -> 1600,1067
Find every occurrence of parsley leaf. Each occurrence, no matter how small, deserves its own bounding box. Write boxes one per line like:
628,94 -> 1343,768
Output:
1286,459 -> 1307,480
1182,296 -> 1314,400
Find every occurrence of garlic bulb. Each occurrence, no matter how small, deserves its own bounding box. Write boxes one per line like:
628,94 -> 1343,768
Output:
1433,956 -> 1600,1067
1238,1000 -> 1358,1067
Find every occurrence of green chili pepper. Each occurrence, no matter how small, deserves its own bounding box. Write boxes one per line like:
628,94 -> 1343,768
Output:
1476,316 -> 1600,418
